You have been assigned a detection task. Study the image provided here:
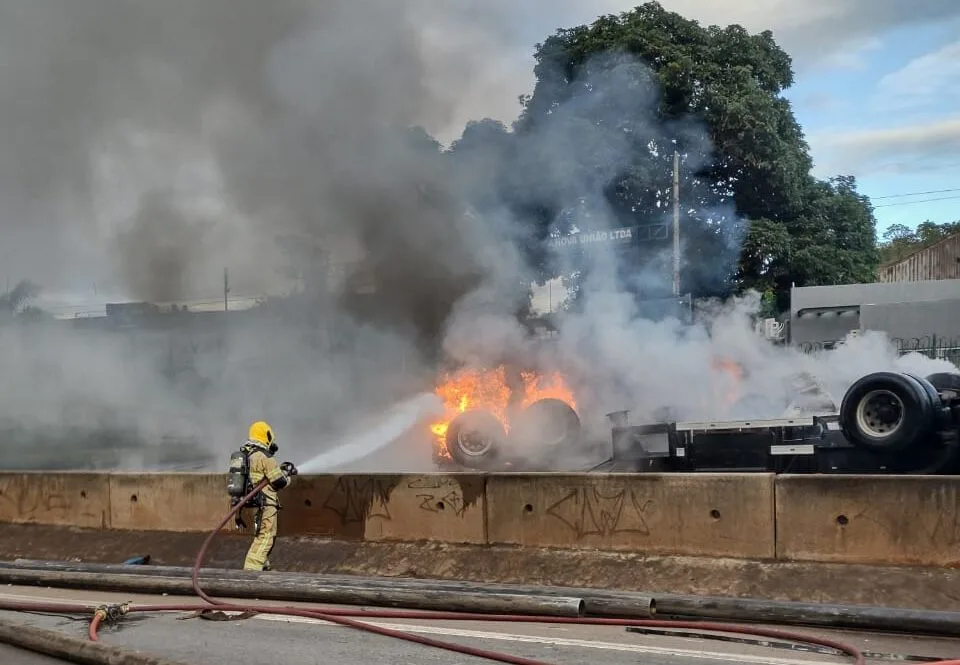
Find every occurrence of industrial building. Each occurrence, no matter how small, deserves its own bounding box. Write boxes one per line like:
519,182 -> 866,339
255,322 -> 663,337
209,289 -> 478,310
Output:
788,279 -> 960,364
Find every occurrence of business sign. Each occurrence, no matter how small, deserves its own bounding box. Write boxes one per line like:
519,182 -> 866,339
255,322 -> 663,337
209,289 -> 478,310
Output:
546,226 -> 634,249
545,223 -> 669,251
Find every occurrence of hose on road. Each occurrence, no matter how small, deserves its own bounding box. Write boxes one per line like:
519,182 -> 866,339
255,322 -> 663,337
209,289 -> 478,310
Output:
188,480 -> 874,664
0,478 -> 952,665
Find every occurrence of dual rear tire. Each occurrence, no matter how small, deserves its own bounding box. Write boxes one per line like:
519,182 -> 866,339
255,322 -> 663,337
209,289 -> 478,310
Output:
445,398 -> 581,470
839,372 -> 960,454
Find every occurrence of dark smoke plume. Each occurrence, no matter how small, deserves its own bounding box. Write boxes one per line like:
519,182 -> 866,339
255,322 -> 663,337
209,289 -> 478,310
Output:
0,0 -> 528,467
0,2 -> 954,472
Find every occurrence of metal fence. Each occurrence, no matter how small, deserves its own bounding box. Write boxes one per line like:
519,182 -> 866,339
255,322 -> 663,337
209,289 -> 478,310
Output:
791,334 -> 960,370
891,335 -> 960,369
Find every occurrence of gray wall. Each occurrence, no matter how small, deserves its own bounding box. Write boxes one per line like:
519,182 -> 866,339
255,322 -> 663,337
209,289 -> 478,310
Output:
789,280 -> 960,349
861,300 -> 960,348
791,279 -> 960,316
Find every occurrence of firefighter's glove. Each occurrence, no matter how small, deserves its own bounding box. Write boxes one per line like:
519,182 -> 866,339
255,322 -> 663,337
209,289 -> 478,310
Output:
234,513 -> 247,530
280,461 -> 299,477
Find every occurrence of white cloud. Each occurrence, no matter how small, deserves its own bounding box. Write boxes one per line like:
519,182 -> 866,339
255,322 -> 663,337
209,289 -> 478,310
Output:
873,40 -> 960,113
820,36 -> 883,71
432,1 -> 960,140
810,116 -> 960,176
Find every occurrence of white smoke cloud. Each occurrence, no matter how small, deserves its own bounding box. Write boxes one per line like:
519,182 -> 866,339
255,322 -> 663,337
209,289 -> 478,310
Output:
0,1 -> 956,473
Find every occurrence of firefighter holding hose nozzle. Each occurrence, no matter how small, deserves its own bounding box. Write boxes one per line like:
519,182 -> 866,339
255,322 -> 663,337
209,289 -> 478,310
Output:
226,421 -> 298,571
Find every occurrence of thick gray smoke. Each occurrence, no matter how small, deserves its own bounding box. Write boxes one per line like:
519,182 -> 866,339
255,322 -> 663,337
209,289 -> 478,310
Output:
0,0 -> 526,468
438,52 -> 959,461
0,3 -> 955,472
0,0 -> 510,307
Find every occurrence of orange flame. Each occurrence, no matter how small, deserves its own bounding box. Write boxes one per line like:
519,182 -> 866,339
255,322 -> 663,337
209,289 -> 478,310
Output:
519,370 -> 577,410
711,356 -> 744,412
430,366 -> 576,459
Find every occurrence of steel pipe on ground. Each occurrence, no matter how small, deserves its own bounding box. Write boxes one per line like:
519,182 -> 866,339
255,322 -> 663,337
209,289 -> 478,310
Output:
652,595 -> 960,636
0,615 -> 188,665
4,559 -> 651,618
5,559 -> 960,636
0,567 -> 586,618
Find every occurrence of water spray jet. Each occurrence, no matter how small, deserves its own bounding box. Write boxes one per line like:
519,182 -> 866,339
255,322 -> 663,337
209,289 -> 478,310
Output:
297,392 -> 443,474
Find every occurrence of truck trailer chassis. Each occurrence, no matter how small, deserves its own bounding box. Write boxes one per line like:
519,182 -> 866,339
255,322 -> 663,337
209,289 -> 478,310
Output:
439,371 -> 960,475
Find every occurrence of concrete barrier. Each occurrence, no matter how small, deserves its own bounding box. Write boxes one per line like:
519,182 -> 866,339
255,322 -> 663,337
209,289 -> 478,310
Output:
0,473 -> 109,528
281,474 -> 486,544
109,474 -> 232,532
485,473 -> 775,558
775,475 -> 960,567
4,473 -> 960,568
106,473 -> 485,542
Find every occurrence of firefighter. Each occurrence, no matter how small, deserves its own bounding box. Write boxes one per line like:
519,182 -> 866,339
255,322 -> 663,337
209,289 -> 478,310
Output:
240,421 -> 297,571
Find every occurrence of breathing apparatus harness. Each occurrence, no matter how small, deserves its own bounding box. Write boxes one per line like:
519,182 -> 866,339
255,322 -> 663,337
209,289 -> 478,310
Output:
226,439 -> 292,535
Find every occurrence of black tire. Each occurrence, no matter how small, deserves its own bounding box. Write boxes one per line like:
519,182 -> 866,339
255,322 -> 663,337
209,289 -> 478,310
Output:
511,398 -> 581,449
445,410 -> 506,470
905,372 -> 951,431
926,372 -> 960,395
839,372 -> 936,453
900,430 -> 960,474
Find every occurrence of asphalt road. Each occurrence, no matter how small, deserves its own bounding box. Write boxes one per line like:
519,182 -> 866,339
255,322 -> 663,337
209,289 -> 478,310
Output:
0,586 -> 955,664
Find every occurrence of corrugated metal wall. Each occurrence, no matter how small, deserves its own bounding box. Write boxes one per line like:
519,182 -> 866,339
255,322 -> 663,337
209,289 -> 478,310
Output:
879,233 -> 960,282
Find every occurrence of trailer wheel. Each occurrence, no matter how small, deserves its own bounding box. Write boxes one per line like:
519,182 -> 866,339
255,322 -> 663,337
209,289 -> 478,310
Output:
839,372 -> 936,453
925,372 -> 960,395
512,398 -> 581,450
445,410 -> 506,469
905,372 -> 952,431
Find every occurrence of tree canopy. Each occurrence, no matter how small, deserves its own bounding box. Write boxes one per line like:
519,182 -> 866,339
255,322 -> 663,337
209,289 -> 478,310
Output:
879,220 -> 960,264
447,1 -> 879,310
0,280 -> 45,323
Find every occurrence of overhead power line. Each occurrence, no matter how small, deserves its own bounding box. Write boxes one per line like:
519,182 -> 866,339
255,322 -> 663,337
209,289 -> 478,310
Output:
873,194 -> 960,209
871,187 -> 960,200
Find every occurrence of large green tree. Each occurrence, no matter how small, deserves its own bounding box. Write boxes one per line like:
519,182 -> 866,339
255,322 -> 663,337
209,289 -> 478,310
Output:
454,2 -> 878,306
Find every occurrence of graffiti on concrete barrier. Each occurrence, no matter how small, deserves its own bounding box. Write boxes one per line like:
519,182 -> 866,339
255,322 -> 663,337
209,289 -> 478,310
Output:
0,482 -> 67,521
845,490 -> 960,554
407,476 -> 469,517
929,510 -> 960,547
321,477 -> 398,525
0,475 -> 104,526
546,486 -> 652,540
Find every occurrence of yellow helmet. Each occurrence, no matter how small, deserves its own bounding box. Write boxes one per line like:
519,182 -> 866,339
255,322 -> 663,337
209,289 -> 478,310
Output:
248,421 -> 275,447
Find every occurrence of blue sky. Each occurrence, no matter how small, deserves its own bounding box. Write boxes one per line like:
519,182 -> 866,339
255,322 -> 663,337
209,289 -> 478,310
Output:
788,17 -> 960,236
6,1 -> 960,313
445,1 -> 960,240
448,0 -> 960,312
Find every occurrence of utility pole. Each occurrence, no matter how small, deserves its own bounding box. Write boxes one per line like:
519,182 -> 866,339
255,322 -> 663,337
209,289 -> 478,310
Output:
223,268 -> 229,312
672,150 -> 681,297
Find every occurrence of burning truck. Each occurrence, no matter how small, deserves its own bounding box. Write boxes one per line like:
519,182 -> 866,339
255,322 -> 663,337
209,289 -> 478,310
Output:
428,362 -> 960,476
430,365 -> 582,470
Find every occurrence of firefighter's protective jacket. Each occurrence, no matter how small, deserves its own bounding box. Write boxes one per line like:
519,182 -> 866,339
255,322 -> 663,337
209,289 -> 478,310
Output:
241,440 -> 291,571
243,442 -> 288,506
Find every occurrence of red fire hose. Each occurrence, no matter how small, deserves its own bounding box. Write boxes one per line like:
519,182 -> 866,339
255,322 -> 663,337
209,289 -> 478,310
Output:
183,480 -> 870,665
4,478 -> 957,664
